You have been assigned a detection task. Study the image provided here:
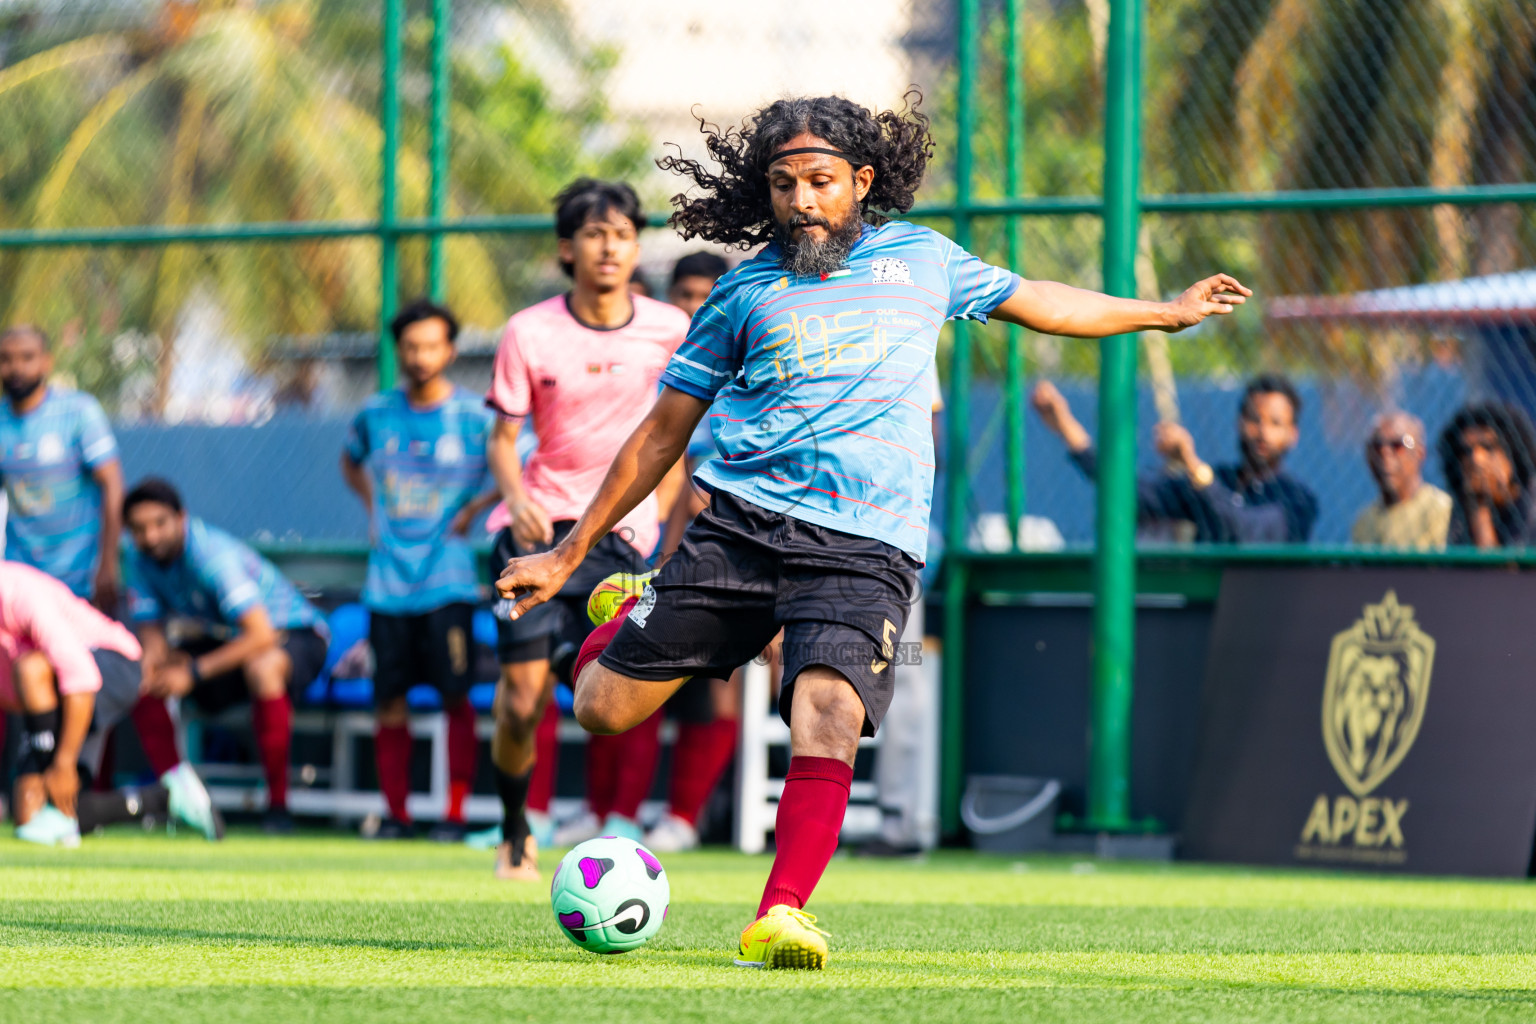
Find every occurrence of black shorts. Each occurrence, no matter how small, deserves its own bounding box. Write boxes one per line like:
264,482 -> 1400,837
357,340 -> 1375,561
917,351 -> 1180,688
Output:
180,627 -> 330,715
492,521 -> 650,676
15,648 -> 141,779
600,490 -> 920,736
369,603 -> 475,705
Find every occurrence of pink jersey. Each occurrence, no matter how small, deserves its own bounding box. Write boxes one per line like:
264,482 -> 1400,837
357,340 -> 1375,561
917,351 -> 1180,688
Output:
0,560 -> 141,710
485,294 -> 690,555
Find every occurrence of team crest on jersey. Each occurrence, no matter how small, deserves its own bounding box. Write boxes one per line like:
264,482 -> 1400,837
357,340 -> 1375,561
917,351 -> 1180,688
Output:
871,258 -> 913,285
35,433 -> 66,465
434,435 -> 465,465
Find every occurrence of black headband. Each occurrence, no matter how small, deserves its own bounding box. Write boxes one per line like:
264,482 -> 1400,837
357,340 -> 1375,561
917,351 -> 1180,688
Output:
766,146 -> 866,168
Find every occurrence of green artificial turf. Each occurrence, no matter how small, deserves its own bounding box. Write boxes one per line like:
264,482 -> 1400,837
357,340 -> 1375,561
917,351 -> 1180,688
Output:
2,828 -> 1534,1023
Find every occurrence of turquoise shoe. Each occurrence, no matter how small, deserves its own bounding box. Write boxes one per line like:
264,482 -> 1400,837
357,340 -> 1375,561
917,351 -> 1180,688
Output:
161,762 -> 225,841
16,804 -> 81,848
464,823 -> 502,851
600,813 -> 645,842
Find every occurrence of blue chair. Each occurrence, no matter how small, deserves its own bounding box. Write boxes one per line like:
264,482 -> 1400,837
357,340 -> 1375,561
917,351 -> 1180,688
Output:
304,602 -> 374,709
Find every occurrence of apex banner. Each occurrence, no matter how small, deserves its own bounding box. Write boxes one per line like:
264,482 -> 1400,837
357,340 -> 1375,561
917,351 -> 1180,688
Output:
1182,567 -> 1536,877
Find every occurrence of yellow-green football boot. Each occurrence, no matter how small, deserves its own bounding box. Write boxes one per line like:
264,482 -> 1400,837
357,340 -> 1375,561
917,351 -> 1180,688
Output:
734,904 -> 830,970
585,569 -> 658,626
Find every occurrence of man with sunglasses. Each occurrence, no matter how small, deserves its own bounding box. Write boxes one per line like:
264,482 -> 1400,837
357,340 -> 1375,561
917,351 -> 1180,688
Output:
1350,412 -> 1451,549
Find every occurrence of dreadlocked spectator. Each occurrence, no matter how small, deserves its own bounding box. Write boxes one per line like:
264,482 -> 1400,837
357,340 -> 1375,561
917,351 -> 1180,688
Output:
1440,401 -> 1536,549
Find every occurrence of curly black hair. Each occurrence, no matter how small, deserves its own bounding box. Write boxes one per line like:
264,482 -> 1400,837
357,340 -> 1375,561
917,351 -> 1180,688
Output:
1438,400 -> 1536,500
657,91 -> 933,249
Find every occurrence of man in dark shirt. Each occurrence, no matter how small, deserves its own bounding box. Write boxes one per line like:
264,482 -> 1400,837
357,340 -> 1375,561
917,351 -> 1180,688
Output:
1031,373 -> 1318,543
1438,401 -> 1536,549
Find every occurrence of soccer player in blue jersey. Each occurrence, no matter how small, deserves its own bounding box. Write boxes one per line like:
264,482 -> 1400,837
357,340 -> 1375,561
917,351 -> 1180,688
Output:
496,93 -> 1250,968
342,299 -> 499,841
0,325 -> 124,609
123,479 -> 330,834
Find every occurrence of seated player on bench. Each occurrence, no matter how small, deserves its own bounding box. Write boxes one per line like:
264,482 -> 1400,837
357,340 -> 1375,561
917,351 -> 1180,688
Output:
123,478 -> 329,834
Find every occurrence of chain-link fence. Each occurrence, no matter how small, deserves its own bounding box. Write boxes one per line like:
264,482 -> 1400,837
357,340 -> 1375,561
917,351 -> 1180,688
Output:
946,0 -> 1536,553
1,0 -> 1534,552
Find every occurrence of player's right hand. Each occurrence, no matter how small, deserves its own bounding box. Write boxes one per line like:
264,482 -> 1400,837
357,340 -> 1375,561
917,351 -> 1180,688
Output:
496,548 -> 577,621
509,498 -> 554,549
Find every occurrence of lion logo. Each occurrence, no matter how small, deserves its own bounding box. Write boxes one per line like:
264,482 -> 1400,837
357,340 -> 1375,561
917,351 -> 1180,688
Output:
1321,591 -> 1435,797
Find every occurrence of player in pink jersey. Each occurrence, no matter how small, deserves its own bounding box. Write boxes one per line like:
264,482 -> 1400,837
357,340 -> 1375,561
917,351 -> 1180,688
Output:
0,561 -> 221,845
481,179 -> 689,880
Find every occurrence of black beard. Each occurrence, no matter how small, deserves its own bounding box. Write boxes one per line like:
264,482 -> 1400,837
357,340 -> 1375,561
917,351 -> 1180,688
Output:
775,209 -> 864,277
2,376 -> 42,402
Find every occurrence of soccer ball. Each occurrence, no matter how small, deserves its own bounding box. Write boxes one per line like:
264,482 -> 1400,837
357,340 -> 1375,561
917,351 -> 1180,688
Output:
550,836 -> 670,954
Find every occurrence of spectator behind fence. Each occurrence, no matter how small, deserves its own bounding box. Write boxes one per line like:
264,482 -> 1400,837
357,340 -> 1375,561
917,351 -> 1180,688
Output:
341,298 -> 500,842
1351,412 -> 1451,549
123,478 -> 330,834
1031,374 -> 1318,543
1438,401 -> 1536,549
0,325 -> 124,610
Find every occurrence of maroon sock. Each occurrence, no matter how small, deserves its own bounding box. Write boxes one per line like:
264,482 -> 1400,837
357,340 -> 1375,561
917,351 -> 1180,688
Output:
130,697 -> 183,776
374,722 -> 413,823
252,695 -> 293,811
444,698 -> 478,823
610,710 -> 664,821
527,700 -> 560,814
670,718 -> 738,826
572,596 -> 638,683
757,756 -> 853,917
586,732 -> 621,821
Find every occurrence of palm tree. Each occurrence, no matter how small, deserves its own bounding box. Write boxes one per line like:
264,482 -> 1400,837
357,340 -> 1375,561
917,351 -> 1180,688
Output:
0,0 -> 650,413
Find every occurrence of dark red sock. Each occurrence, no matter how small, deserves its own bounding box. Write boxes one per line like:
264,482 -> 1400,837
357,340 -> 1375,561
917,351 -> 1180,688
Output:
572,596 -> 638,682
757,756 -> 852,917
130,696 -> 182,776
374,722 -> 412,823
610,710 -> 663,821
670,718 -> 738,826
444,698 -> 478,823
527,700 -> 560,814
251,694 -> 292,811
586,732 -> 621,821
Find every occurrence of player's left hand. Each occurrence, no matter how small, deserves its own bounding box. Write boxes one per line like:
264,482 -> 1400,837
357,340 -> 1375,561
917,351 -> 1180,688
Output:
1163,274 -> 1251,331
43,760 -> 79,818
92,563 -> 120,615
144,657 -> 195,699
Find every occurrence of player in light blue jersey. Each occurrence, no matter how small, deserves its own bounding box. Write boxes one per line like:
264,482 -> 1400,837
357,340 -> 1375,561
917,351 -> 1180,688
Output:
123,478 -> 328,834
342,298 -> 499,842
496,93 -> 1250,968
0,326 -> 124,608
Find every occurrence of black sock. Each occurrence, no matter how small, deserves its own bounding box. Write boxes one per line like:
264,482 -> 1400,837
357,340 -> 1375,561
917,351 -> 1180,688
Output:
22,709 -> 61,767
495,767 -> 532,862
77,784 -> 168,832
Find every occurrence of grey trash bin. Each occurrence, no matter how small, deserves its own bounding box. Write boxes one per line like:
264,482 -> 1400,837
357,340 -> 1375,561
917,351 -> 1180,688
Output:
961,775 -> 1061,852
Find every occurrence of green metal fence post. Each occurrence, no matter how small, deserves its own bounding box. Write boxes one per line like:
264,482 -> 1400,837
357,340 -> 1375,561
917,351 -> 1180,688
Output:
1087,0 -> 1143,832
941,0 -> 979,838
427,0 -> 450,302
378,0 -> 403,392
1004,0 -> 1026,545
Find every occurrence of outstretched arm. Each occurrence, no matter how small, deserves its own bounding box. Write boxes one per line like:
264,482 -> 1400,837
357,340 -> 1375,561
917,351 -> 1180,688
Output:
495,386 -> 710,618
991,274 -> 1251,337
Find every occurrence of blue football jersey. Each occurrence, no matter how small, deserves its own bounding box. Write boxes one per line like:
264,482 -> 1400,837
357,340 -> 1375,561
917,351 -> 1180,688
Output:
125,517 -> 321,632
660,221 -> 1020,560
0,387 -> 118,595
344,387 -> 493,614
